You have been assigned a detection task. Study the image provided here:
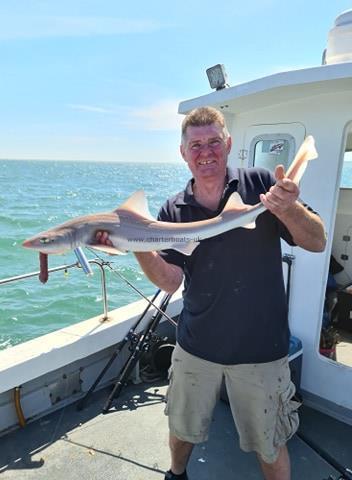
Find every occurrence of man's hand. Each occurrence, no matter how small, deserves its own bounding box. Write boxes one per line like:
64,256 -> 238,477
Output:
259,165 -> 300,215
95,231 -> 113,247
259,165 -> 326,252
95,231 -> 183,292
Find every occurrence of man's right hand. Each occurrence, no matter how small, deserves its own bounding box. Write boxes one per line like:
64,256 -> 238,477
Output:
94,231 -> 183,293
95,231 -> 113,247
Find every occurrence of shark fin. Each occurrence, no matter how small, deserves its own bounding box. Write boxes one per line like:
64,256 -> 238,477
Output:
172,241 -> 199,256
116,190 -> 155,221
89,245 -> 127,255
222,192 -> 257,229
222,192 -> 245,210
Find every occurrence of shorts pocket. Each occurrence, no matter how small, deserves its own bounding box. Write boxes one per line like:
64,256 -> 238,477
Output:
274,382 -> 301,447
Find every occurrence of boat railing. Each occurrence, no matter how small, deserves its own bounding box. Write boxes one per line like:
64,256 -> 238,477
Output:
0,259 -> 109,321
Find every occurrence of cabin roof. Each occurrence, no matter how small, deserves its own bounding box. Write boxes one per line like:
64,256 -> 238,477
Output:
179,62 -> 352,114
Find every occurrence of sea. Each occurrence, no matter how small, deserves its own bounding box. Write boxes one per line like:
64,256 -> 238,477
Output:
0,160 -> 190,350
1,159 -> 352,351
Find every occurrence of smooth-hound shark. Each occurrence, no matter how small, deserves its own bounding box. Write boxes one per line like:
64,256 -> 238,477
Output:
23,136 -> 317,281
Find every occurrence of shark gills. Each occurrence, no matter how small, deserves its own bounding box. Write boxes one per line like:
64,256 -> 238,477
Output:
23,136 -> 317,259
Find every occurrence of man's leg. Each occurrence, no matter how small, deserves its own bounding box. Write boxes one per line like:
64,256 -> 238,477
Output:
257,445 -> 291,480
164,344 -> 223,478
169,433 -> 194,475
224,358 -> 299,480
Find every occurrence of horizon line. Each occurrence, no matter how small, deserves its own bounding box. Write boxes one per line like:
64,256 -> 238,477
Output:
0,157 -> 182,164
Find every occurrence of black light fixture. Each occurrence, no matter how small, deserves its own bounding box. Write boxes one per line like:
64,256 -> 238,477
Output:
206,64 -> 229,90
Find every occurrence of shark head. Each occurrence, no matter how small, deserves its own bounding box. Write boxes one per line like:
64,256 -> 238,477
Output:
22,227 -> 74,254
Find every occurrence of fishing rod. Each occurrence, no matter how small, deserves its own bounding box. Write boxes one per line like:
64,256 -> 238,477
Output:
76,248 -> 177,412
77,288 -> 162,411
102,292 -> 173,413
282,253 -> 295,308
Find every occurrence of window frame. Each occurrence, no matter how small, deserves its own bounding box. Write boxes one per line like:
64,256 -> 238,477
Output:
248,133 -> 296,171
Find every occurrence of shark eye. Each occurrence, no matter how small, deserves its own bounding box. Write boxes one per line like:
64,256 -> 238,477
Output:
39,237 -> 53,244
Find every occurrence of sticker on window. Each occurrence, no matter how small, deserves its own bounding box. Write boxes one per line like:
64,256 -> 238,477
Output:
269,142 -> 285,154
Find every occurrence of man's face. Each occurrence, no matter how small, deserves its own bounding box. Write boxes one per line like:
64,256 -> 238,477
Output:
180,122 -> 232,182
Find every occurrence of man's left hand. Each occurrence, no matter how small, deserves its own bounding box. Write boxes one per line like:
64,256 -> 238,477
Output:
259,165 -> 300,216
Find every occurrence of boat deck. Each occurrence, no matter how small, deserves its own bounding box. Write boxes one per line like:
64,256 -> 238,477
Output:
1,380 -> 352,480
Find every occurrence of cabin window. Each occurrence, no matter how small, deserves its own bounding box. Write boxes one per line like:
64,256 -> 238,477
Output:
249,134 -> 295,172
341,134 -> 352,188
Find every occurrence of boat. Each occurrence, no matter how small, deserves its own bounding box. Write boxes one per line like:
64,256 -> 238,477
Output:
1,9 -> 352,479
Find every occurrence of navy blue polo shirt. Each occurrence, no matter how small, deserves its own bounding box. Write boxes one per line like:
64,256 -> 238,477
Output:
158,167 -> 296,365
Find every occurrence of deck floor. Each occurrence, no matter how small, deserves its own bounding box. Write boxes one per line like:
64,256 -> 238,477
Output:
1,381 -> 352,480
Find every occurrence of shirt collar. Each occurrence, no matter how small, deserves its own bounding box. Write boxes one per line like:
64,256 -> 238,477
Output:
175,167 -> 239,207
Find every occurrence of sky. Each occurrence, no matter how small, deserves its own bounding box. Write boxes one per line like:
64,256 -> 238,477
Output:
0,1 -> 351,163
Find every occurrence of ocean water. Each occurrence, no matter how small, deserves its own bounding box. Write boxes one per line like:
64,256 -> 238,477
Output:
0,160 -> 189,350
1,159 -> 352,351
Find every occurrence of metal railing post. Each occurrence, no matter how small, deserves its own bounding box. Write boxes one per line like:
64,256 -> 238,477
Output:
88,260 -> 109,321
0,258 -> 109,321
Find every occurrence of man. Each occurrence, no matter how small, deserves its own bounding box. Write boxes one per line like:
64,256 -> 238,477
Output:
98,107 -> 326,480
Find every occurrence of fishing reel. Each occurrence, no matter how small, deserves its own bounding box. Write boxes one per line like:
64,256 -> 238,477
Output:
139,335 -> 174,381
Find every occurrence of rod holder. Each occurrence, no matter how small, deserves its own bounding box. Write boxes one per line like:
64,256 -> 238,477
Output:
74,248 -> 93,276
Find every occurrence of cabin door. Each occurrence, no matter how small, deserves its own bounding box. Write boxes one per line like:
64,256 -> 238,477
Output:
242,122 -> 306,301
319,124 -> 352,369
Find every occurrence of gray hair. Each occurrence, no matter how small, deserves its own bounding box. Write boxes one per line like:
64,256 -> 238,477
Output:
181,106 -> 230,144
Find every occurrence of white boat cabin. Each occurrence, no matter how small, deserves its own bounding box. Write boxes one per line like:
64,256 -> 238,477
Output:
179,10 -> 352,424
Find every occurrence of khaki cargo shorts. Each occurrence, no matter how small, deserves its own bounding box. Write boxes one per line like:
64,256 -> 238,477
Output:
165,343 -> 301,464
